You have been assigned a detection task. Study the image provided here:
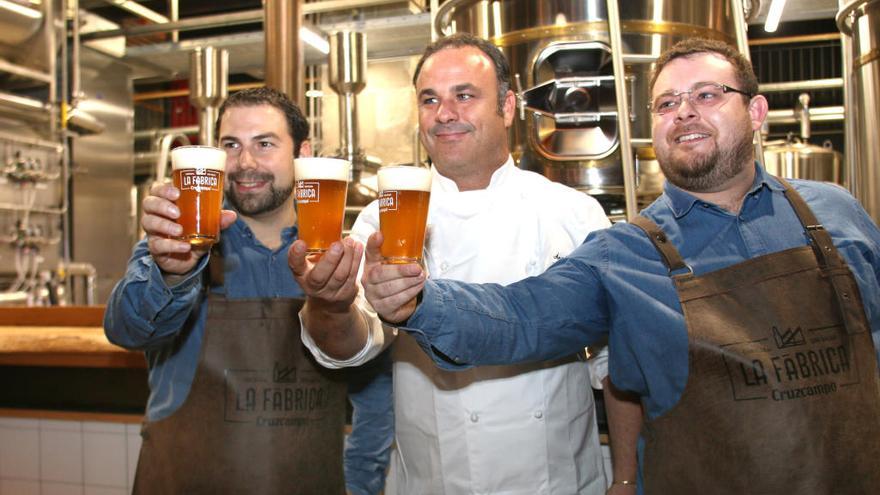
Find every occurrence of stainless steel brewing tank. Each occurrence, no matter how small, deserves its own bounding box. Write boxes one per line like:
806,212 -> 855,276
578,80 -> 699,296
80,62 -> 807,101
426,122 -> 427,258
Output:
435,0 -> 738,198
838,0 -> 880,223
763,138 -> 845,186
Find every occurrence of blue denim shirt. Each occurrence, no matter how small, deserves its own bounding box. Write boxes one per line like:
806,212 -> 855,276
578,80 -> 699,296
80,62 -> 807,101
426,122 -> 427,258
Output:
104,216 -> 392,495
405,164 -> 880,422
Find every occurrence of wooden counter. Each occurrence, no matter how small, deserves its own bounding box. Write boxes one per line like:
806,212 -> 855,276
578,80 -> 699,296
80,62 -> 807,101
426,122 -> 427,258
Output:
0,306 -> 145,368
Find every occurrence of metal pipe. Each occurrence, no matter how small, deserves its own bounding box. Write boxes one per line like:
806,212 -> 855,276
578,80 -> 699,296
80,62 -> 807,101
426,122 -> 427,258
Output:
748,33 -> 842,46
265,0 -> 303,103
605,0 -> 638,221
189,47 -> 228,146
797,93 -> 811,140
134,82 -> 263,102
83,0 -> 418,41
731,0 -> 765,169
0,91 -> 51,121
0,130 -> 63,151
60,0 -> 72,301
0,58 -> 52,84
329,31 -> 367,164
622,54 -> 658,64
71,0 -> 82,103
839,25 -> 859,196
81,9 -> 261,41
758,78 -> 843,93
170,0 -> 179,43
153,133 -> 192,182
98,0 -> 169,24
765,105 -> 845,124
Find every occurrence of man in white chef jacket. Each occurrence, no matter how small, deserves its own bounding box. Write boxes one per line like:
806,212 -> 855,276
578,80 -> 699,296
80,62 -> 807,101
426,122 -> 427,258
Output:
289,33 -> 631,494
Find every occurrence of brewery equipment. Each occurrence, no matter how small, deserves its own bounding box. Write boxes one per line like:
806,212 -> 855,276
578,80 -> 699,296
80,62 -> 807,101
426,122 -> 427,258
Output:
763,138 -> 844,185
189,46 -> 229,146
763,93 -> 845,185
433,0 -> 748,215
837,0 -> 880,222
327,30 -> 378,228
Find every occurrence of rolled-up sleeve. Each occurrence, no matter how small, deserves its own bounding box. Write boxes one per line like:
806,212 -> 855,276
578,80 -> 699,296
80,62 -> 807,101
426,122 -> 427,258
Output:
104,239 -> 207,350
405,250 -> 611,370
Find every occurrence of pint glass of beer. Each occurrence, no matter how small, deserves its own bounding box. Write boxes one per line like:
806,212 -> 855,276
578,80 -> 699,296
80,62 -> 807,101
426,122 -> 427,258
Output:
294,157 -> 351,253
170,145 -> 227,247
377,166 -> 431,264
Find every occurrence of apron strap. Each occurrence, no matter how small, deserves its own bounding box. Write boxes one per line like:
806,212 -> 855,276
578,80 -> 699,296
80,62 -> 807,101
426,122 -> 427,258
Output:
630,216 -> 693,278
206,243 -> 225,289
775,176 -> 844,270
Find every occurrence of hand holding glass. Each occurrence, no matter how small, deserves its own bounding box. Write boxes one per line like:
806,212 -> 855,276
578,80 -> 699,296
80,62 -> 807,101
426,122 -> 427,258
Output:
294,158 -> 351,253
170,145 -> 227,247
378,166 -> 431,264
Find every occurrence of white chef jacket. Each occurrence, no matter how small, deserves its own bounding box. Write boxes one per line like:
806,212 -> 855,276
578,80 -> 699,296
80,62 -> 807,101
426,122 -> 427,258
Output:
302,157 -> 611,495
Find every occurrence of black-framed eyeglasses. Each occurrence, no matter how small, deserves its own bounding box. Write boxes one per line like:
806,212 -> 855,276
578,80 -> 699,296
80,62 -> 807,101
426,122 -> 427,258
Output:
649,82 -> 753,115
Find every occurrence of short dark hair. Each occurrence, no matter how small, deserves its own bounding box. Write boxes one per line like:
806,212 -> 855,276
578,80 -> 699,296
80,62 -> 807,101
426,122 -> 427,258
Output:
649,38 -> 759,102
412,33 -> 511,115
215,87 -> 309,155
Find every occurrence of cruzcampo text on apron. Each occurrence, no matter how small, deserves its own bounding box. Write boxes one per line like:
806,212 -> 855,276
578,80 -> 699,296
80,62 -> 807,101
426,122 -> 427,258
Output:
132,247 -> 348,494
631,178 -> 880,495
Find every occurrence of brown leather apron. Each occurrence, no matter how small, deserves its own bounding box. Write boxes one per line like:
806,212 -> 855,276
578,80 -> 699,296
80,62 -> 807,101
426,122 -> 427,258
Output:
133,249 -> 348,494
631,179 -> 880,494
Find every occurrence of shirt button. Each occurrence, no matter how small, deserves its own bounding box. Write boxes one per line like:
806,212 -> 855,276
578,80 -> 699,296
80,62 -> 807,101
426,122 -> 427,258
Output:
470,412 -> 479,423
534,410 -> 543,419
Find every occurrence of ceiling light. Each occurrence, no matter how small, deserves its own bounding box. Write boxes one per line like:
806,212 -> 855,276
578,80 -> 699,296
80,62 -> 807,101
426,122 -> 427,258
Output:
764,0 -> 787,33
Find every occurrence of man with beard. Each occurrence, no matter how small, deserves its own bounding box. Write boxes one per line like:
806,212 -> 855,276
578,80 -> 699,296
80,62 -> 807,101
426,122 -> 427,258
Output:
104,87 -> 392,494
359,38 -> 880,494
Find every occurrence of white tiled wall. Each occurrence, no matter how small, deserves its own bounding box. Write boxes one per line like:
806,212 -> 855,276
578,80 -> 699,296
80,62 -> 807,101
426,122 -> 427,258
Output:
0,417 -> 141,495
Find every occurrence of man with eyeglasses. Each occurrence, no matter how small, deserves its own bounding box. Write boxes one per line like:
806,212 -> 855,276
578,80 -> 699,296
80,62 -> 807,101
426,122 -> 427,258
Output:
359,38 -> 880,494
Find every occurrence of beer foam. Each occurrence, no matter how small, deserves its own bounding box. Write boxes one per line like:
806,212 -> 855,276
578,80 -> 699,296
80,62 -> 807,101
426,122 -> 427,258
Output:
171,146 -> 226,171
378,166 -> 432,192
294,158 -> 351,181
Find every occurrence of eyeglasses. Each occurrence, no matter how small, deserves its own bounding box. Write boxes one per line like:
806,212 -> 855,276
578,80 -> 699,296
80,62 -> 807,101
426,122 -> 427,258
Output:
649,82 -> 753,115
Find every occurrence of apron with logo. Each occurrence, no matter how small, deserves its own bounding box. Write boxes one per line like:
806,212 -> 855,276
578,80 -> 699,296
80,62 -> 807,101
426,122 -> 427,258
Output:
133,248 -> 347,494
631,178 -> 880,494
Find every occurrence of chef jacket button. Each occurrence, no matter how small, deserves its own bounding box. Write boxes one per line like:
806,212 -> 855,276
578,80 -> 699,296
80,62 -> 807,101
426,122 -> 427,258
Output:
440,261 -> 449,272
470,412 -> 479,423
534,410 -> 543,419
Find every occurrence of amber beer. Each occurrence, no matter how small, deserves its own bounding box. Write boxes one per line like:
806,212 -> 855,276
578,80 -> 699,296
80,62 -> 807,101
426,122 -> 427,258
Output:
170,145 -> 226,247
294,158 -> 351,253
378,166 -> 431,264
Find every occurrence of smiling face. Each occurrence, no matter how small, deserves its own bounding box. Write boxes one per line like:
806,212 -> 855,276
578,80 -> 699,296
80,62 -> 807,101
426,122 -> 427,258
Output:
651,52 -> 764,193
218,104 -> 308,218
415,46 -> 515,188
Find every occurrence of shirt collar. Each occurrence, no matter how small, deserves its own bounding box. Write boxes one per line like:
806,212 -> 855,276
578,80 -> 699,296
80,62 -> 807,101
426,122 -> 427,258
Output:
431,155 -> 515,193
662,161 -> 781,218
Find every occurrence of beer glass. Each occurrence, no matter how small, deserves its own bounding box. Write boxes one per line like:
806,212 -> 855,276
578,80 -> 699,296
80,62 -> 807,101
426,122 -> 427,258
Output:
294,158 -> 351,253
170,145 -> 227,247
377,166 -> 431,264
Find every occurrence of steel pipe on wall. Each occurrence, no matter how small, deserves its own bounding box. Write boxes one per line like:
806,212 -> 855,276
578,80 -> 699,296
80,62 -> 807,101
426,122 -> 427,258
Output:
264,0 -> 303,104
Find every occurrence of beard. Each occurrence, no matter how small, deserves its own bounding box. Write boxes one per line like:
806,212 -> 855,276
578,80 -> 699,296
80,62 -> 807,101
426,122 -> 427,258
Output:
657,119 -> 755,193
225,170 -> 293,216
